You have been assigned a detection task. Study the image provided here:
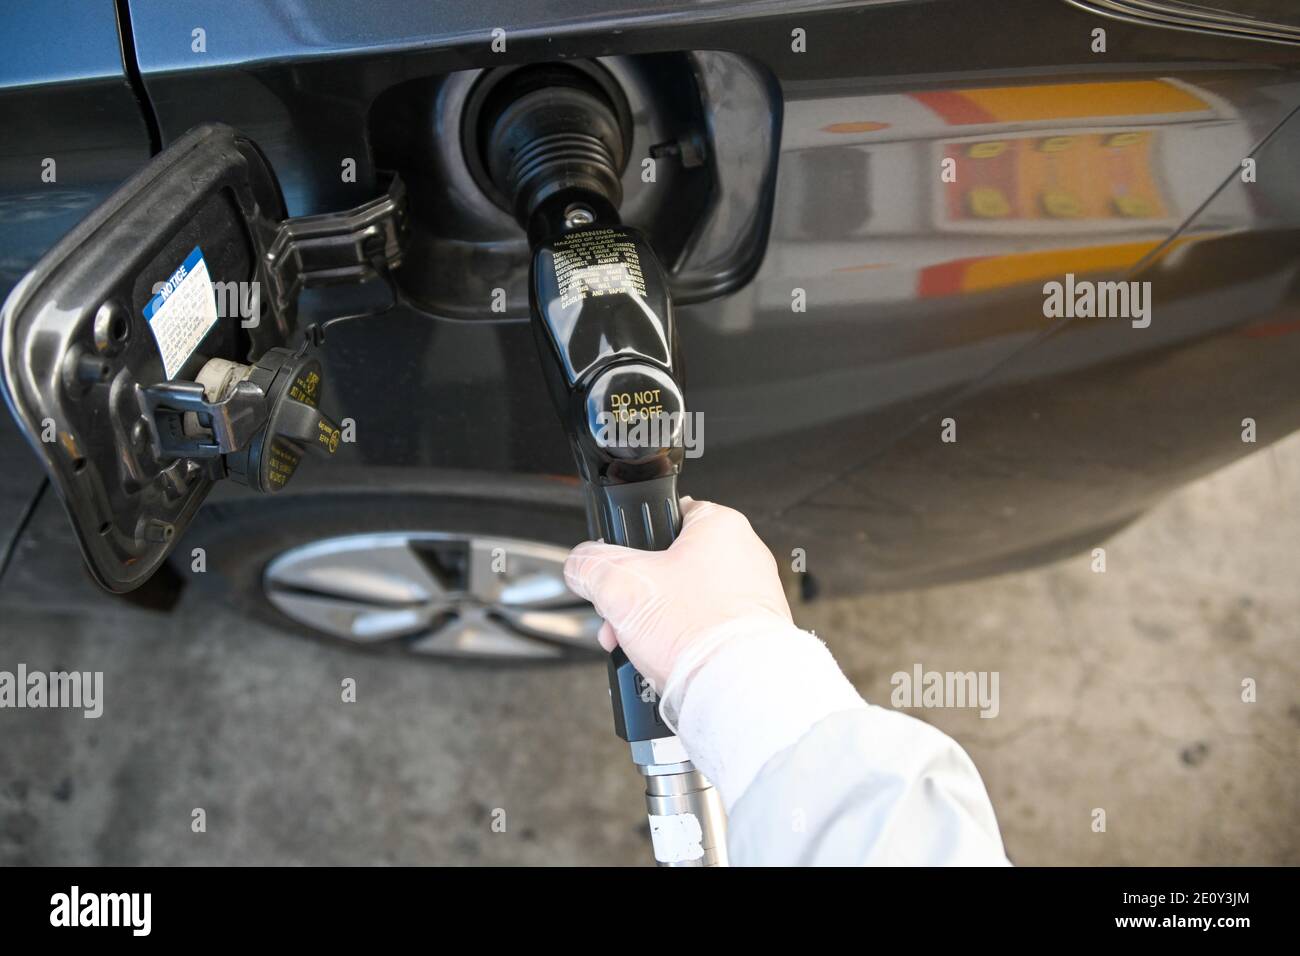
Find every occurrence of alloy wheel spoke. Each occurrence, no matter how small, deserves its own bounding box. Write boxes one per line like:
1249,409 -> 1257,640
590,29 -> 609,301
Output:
265,589 -> 440,643
265,533 -> 454,606
495,604 -> 604,646
466,537 -> 577,608
408,606 -> 565,659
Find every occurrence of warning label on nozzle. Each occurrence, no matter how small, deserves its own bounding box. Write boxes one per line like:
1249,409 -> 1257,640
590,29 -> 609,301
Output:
551,228 -> 647,309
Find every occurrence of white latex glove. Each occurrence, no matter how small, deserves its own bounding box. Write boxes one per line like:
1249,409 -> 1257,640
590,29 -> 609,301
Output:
562,497 -> 793,691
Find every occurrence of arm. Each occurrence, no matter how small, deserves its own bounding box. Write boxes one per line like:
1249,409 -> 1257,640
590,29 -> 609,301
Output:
565,497 -> 1010,866
665,620 -> 1009,865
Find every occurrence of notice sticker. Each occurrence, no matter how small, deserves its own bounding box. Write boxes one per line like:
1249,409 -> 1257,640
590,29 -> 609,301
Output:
143,245 -> 218,379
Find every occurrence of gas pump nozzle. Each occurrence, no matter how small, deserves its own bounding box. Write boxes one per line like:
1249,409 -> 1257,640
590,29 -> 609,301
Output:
482,67 -> 728,865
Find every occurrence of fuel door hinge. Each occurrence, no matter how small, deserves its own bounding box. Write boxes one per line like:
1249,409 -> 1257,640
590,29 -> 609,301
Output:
264,176 -> 408,317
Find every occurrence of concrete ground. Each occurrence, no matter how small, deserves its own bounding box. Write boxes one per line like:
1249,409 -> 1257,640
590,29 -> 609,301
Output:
0,436 -> 1296,866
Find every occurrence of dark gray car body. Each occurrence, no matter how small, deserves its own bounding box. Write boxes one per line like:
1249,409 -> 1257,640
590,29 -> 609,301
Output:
2,0 -> 1299,610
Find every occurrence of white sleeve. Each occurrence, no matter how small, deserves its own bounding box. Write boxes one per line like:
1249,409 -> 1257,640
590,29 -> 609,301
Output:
660,623 -> 1011,866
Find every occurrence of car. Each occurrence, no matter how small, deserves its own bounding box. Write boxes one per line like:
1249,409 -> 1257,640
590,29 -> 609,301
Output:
2,0 -> 1299,665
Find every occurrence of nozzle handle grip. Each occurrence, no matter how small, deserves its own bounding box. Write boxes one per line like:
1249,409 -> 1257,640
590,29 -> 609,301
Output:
594,474 -> 681,743
590,474 -> 681,552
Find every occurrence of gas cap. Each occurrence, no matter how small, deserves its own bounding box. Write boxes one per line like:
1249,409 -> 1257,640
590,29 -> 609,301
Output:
220,347 -> 342,492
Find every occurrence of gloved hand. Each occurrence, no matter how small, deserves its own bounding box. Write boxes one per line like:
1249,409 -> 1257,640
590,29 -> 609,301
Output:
563,497 -> 793,691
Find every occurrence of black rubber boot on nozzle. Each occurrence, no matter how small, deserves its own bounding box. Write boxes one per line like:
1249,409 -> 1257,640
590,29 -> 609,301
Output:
479,65 -> 627,235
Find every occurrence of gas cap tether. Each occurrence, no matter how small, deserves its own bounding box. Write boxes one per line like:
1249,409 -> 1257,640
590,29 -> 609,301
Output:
137,344 -> 341,493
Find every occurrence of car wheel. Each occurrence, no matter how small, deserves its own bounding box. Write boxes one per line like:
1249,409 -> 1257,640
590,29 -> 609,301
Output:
176,490 -> 603,663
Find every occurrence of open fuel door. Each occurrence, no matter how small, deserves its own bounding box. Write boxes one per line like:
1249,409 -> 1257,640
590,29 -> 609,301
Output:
0,124 -> 405,593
